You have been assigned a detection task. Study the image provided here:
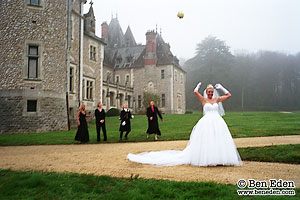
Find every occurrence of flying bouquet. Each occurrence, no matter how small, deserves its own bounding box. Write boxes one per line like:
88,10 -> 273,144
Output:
177,11 -> 184,19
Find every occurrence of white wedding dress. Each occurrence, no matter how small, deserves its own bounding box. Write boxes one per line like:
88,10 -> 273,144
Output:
127,103 -> 242,166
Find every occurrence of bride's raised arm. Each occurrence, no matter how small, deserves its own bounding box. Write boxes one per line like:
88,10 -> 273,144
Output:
215,83 -> 231,102
194,82 -> 205,103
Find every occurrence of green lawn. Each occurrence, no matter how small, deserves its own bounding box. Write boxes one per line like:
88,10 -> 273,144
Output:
0,112 -> 299,146
239,144 -> 300,164
0,170 -> 298,200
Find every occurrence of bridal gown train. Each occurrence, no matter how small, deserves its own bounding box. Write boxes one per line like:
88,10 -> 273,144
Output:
127,103 -> 242,166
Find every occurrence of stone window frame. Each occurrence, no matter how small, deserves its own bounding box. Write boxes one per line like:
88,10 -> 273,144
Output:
177,93 -> 182,109
22,98 -> 40,117
27,100 -> 37,112
127,95 -> 132,108
125,74 -> 130,84
106,71 -> 111,83
23,40 -> 44,81
161,69 -> 165,79
115,75 -> 120,84
83,77 -> 94,101
89,45 -> 97,61
71,15 -> 75,41
180,73 -> 184,84
102,89 -> 106,105
25,0 -> 45,10
138,95 -> 142,109
161,94 -> 166,107
69,65 -> 76,94
174,70 -> 178,82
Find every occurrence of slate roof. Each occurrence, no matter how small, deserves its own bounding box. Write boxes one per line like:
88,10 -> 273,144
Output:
84,31 -> 106,44
107,18 -> 124,48
124,26 -> 137,47
103,18 -> 183,71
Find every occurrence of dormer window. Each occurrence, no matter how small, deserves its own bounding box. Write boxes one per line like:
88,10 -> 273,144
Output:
116,56 -> 122,64
127,55 -> 133,63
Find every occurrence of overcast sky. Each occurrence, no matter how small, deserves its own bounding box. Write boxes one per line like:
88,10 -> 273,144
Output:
84,0 -> 300,59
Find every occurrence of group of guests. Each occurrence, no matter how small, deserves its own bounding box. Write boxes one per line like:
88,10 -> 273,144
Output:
74,101 -> 163,143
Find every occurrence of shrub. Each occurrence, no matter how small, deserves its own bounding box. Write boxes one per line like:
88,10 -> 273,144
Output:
142,92 -> 160,108
107,108 -> 120,117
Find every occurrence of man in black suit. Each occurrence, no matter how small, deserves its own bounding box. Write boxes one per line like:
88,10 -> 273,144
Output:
95,102 -> 107,142
119,104 -> 134,141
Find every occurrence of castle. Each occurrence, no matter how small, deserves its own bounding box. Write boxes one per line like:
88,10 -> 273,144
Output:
0,0 -> 185,134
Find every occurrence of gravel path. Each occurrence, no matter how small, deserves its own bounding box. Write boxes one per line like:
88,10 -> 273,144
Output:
0,135 -> 299,187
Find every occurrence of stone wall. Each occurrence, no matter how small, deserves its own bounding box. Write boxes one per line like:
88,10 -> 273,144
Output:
0,89 -> 67,134
173,66 -> 186,114
0,0 -> 69,133
81,34 -> 104,112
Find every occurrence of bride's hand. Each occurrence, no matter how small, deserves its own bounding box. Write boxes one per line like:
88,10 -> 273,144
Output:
214,83 -> 222,90
194,82 -> 202,92
215,83 -> 229,94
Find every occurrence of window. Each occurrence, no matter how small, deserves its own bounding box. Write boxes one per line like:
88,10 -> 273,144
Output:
69,67 -> 74,92
180,73 -> 183,84
28,45 -> 39,79
161,94 -> 165,107
102,90 -> 106,105
127,95 -> 131,108
115,75 -> 120,84
71,16 -> 74,40
106,72 -> 111,82
86,80 -> 93,100
125,75 -> 130,83
177,94 -> 182,109
27,0 -> 44,9
90,45 -> 96,61
82,80 -> 85,99
161,69 -> 165,79
110,92 -> 114,106
27,100 -> 37,112
138,95 -> 141,108
174,70 -> 178,81
29,0 -> 40,6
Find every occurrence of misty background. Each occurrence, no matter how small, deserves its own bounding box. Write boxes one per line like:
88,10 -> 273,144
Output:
85,0 -> 300,111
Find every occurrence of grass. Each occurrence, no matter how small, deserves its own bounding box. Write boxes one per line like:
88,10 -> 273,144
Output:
0,169 -> 299,200
238,144 -> 300,164
0,112 -> 299,146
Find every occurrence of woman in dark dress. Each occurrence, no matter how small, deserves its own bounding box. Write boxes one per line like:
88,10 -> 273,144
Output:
119,104 -> 134,142
75,104 -> 89,143
95,102 -> 107,142
146,101 -> 164,141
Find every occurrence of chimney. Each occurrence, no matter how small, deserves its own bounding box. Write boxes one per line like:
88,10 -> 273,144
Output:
101,22 -> 108,41
144,30 -> 157,66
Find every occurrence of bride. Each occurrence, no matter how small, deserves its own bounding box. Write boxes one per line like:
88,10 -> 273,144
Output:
127,82 -> 242,166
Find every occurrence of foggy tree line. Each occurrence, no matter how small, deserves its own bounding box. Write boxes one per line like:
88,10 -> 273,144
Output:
183,36 -> 300,111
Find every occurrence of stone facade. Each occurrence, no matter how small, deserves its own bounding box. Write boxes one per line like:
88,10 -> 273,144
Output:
102,19 -> 186,114
0,0 -> 68,133
0,0 -> 104,133
68,2 -> 105,121
0,1 -> 184,134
